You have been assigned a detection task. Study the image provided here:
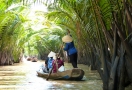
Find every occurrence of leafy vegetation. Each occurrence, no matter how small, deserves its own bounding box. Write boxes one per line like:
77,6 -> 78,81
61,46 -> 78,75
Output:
45,0 -> 132,90
0,0 -> 65,64
1,0 -> 132,90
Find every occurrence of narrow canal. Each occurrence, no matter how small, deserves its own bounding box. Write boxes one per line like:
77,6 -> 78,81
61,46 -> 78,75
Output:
0,58 -> 106,90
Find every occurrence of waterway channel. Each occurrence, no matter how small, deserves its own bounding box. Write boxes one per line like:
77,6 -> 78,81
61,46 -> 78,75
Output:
1,58 -> 131,90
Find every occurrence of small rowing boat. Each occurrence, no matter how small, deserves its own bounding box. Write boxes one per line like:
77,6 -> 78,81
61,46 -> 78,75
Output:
37,68 -> 84,80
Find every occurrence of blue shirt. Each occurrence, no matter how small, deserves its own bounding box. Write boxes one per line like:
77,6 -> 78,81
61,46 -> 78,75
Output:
48,57 -> 53,69
63,42 -> 77,55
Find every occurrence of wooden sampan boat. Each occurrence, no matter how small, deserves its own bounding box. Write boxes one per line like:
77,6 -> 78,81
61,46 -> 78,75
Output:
31,57 -> 38,62
27,57 -> 32,61
36,68 -> 85,80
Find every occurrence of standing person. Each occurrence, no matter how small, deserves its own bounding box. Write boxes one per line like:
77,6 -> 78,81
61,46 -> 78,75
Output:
62,35 -> 78,68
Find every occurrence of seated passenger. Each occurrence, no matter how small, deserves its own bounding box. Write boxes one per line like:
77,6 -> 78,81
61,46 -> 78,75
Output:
47,51 -> 55,72
48,57 -> 54,72
52,56 -> 64,73
41,57 -> 49,73
39,51 -> 55,73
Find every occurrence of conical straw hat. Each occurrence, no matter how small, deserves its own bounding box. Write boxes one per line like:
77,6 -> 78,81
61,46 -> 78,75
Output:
48,51 -> 55,57
62,35 -> 73,43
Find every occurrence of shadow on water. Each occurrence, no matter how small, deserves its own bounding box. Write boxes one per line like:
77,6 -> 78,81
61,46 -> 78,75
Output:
0,58 -> 103,90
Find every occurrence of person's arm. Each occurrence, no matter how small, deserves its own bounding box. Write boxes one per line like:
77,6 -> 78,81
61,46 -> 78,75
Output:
63,43 -> 69,51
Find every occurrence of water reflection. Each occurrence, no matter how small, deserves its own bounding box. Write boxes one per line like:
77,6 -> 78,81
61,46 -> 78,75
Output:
0,59 -> 103,90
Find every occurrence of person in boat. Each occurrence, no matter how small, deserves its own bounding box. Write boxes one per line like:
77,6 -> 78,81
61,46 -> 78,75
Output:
47,57 -> 54,72
62,35 -> 78,68
52,55 -> 64,73
41,57 -> 49,73
40,51 -> 55,73
47,51 -> 55,72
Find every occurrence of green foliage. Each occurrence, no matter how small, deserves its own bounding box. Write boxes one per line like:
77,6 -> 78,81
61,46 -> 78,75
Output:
0,1 -> 30,63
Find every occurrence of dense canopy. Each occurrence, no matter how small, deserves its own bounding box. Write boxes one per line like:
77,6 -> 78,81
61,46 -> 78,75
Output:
0,0 -> 132,90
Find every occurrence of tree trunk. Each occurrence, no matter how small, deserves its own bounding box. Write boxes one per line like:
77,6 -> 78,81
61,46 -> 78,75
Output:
118,44 -> 125,90
108,56 -> 119,90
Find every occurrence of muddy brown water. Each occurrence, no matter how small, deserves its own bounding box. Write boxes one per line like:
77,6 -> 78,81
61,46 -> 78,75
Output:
0,58 -> 102,90
0,58 -> 130,90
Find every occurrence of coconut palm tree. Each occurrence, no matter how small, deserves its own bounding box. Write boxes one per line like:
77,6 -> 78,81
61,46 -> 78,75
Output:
45,0 -> 132,90
0,0 -> 37,64
0,2 -> 26,64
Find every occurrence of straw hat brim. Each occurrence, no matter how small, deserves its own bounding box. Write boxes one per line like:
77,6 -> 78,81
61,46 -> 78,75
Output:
62,35 -> 73,43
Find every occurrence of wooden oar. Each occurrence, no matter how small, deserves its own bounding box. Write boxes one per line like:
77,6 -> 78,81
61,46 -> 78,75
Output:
46,43 -> 64,81
46,63 -> 55,81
